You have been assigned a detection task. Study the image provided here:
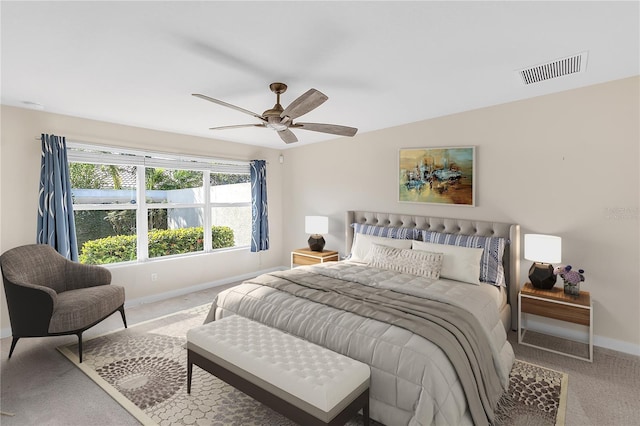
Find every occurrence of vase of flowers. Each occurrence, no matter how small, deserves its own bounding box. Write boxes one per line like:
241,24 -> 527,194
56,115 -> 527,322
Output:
554,265 -> 585,296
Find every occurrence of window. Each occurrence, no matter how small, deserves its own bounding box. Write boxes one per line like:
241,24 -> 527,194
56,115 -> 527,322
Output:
68,143 -> 251,265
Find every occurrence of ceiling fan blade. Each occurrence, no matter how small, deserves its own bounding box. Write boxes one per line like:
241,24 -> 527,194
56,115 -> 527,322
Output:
277,128 -> 298,144
293,122 -> 358,137
209,124 -> 265,131
280,89 -> 328,120
193,93 -> 265,121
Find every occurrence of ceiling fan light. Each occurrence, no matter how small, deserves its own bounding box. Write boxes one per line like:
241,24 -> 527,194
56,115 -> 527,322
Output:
265,116 -> 288,131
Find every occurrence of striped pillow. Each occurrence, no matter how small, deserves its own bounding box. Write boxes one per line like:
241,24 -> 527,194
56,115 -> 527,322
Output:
422,231 -> 507,286
352,223 -> 421,240
368,244 -> 443,279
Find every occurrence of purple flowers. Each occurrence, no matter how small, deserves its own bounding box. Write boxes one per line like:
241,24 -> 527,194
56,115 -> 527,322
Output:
554,264 -> 586,285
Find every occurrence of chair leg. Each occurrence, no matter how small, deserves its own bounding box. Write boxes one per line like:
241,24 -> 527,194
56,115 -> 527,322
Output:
119,306 -> 128,329
8,337 -> 19,359
77,332 -> 84,363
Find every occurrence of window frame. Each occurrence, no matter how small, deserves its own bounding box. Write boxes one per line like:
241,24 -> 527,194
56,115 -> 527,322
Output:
68,142 -> 251,264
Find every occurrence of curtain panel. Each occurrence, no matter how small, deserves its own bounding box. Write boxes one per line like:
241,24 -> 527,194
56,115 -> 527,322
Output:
37,134 -> 79,261
250,160 -> 269,252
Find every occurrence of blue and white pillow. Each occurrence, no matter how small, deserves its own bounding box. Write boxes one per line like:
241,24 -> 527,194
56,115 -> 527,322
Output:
352,223 -> 421,240
422,230 -> 507,287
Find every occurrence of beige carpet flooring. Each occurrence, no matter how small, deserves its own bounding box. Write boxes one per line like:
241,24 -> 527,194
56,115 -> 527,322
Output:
1,282 -> 639,425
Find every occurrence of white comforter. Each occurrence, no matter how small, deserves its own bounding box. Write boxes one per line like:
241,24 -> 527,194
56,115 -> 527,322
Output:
204,262 -> 514,426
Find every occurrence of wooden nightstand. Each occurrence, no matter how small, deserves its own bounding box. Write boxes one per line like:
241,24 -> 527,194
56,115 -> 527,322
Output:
290,248 -> 339,268
518,282 -> 593,362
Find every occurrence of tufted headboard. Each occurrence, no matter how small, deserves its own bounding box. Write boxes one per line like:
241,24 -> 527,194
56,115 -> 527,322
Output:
346,210 -> 521,331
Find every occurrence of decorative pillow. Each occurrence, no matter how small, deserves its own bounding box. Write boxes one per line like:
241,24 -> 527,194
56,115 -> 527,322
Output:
351,223 -> 422,240
349,233 -> 414,263
412,240 -> 483,285
368,244 -> 443,279
422,231 -> 507,286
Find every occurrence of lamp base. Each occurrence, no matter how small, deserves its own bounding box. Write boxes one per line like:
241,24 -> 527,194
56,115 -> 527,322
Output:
308,235 -> 325,252
528,262 -> 557,289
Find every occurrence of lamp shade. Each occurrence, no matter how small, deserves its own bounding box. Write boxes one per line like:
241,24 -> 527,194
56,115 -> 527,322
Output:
524,234 -> 562,264
305,216 -> 329,235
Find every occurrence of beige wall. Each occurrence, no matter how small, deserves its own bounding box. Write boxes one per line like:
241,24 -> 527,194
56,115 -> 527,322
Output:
282,77 -> 640,353
0,106 -> 285,332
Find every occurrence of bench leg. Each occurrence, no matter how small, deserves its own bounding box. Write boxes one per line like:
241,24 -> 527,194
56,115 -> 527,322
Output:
363,400 -> 370,426
187,352 -> 193,394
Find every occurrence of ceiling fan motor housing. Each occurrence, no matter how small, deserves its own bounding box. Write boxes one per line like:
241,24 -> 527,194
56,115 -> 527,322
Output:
263,102 -> 288,131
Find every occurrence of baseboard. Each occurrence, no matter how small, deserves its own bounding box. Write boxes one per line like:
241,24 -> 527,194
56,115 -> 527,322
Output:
122,265 -> 287,309
0,266 -> 288,339
524,318 -> 640,357
594,335 -> 640,357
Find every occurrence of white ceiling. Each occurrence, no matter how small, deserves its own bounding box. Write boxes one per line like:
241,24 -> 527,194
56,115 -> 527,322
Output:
2,1 -> 638,149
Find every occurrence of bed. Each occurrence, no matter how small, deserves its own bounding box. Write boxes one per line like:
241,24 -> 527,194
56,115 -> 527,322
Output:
204,210 -> 520,426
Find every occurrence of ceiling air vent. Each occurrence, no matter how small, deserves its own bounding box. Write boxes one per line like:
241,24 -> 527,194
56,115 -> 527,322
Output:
518,52 -> 588,85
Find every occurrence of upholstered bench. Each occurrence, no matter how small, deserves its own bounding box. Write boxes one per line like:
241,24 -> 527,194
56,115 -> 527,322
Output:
186,315 -> 371,426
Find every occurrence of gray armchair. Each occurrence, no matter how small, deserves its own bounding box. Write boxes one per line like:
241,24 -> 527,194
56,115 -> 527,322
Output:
1,244 -> 126,362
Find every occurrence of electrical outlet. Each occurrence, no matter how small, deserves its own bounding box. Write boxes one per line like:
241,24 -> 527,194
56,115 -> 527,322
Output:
151,273 -> 158,282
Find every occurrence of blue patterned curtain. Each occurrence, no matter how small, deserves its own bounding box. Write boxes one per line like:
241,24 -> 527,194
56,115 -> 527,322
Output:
37,134 -> 78,261
250,160 -> 269,252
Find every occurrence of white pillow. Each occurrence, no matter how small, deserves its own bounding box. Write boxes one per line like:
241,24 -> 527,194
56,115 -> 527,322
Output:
368,244 -> 443,279
412,240 -> 483,285
349,233 -> 413,263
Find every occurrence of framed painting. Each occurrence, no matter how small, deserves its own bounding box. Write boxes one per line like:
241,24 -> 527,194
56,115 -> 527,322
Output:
399,146 -> 475,206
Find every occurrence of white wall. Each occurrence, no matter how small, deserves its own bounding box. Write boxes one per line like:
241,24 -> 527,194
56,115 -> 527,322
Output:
0,106 -> 285,332
282,77 -> 640,353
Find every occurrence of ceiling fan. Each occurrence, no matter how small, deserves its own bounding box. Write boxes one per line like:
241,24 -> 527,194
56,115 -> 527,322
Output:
193,82 -> 358,144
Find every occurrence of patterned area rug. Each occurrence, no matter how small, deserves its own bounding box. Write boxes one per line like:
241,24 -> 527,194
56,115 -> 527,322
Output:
58,304 -> 567,426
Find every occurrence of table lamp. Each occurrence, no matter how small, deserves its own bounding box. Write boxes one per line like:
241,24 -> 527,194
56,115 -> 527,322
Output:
305,216 -> 328,252
524,234 -> 562,289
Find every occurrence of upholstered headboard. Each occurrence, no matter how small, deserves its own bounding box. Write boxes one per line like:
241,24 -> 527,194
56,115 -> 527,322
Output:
346,210 -> 521,331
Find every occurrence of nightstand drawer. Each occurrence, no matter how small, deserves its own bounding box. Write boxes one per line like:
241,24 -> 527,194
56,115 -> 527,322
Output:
521,297 -> 590,326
